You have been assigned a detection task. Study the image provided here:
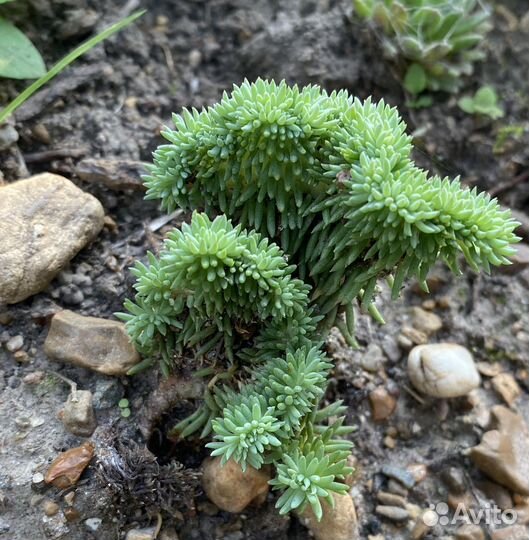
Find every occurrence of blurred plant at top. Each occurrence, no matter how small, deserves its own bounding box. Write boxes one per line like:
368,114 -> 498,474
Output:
353,0 -> 492,96
0,0 -> 46,80
458,85 -> 504,119
0,5 -> 144,124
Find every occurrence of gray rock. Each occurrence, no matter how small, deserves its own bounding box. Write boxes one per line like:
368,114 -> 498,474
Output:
92,379 -> 124,409
0,173 -> 104,304
0,124 -> 18,151
62,390 -> 97,437
84,518 -> 102,532
44,310 -> 140,376
5,335 -> 24,352
381,465 -> 416,489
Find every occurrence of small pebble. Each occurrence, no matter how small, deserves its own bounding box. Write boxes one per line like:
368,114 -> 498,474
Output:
84,517 -> 102,532
387,479 -> 408,497
411,307 -> 442,335
42,499 -> 60,516
369,387 -> 397,422
23,371 -> 46,385
377,491 -> 407,508
375,505 -> 409,522
442,467 -> 466,494
381,465 -> 415,489
6,335 -> 24,352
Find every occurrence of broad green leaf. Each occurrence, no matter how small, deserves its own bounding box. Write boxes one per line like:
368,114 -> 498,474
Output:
457,96 -> 475,113
0,17 -> 46,79
404,63 -> 427,95
474,85 -> 497,107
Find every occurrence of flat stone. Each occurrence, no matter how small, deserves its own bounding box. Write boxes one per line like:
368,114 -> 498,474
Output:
408,343 -> 481,398
44,310 -> 140,376
491,373 -> 521,406
0,173 -> 104,304
125,527 -> 157,540
299,493 -> 358,540
75,158 -> 147,192
470,406 -> 529,495
62,390 -> 97,437
375,505 -> 409,522
202,457 -> 270,513
377,491 -> 406,508
381,465 -> 416,489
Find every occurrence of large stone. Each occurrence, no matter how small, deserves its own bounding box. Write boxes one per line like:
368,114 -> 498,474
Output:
408,343 -> 481,398
202,457 -> 271,513
44,310 -> 140,376
299,493 -> 358,540
470,406 -> 529,495
0,173 -> 104,304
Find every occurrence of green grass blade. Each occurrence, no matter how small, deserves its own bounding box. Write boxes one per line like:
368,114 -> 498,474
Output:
0,9 -> 145,124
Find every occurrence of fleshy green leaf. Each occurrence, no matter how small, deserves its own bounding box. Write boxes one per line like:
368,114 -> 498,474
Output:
404,63 -> 427,94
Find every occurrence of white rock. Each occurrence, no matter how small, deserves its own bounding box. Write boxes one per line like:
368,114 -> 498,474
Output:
408,343 -> 480,398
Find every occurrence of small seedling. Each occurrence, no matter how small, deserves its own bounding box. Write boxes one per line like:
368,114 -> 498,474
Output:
493,124 -> 526,154
118,398 -> 131,418
458,86 -> 504,120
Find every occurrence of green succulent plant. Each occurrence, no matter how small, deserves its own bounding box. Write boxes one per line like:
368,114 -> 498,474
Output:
121,79 -> 519,521
353,0 -> 492,95
144,79 -> 519,343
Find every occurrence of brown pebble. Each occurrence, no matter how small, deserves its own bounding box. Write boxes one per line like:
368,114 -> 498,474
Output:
491,373 -> 521,406
384,436 -> 396,449
13,350 -> 30,363
23,371 -> 46,385
410,516 -> 431,540
45,442 -> 94,489
32,123 -> 51,144
63,492 -> 75,506
407,464 -> 427,484
63,507 -> 80,522
42,499 -> 59,516
369,387 -> 397,422
377,491 -> 407,508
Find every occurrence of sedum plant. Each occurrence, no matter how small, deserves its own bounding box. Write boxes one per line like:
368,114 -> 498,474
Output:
121,79 -> 519,520
353,0 -> 492,95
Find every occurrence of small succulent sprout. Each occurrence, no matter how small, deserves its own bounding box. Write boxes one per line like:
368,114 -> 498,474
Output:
118,398 -> 131,418
207,396 -> 284,471
354,0 -> 493,94
271,434 -> 353,520
255,348 -> 332,432
458,85 -> 504,119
